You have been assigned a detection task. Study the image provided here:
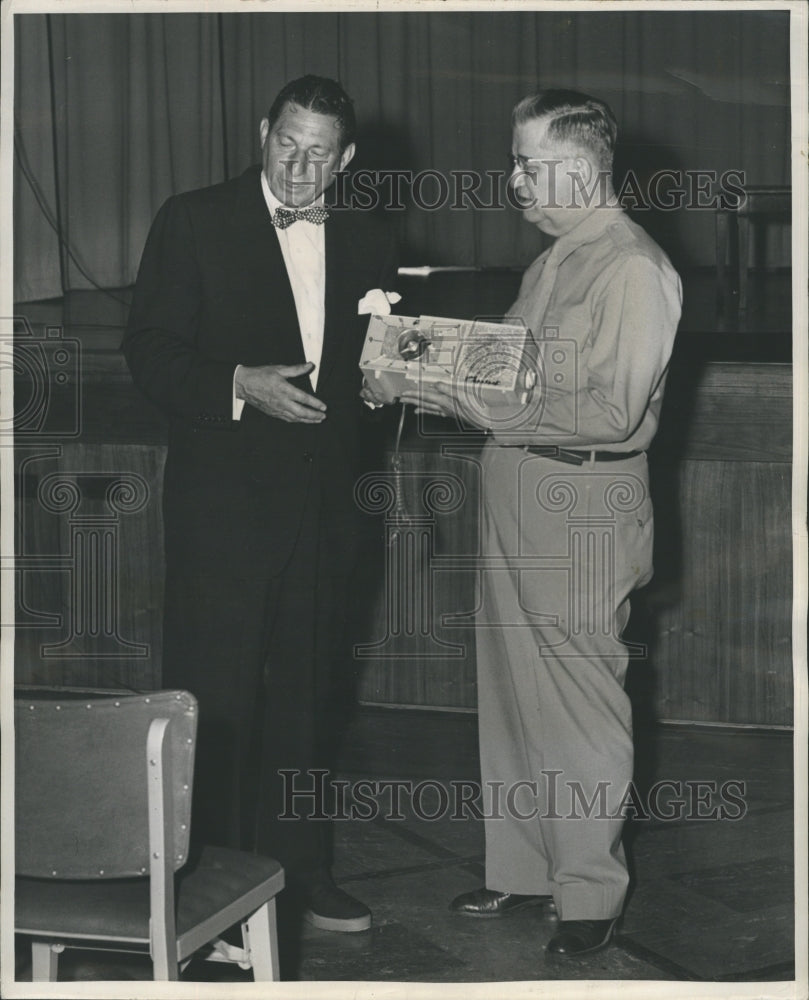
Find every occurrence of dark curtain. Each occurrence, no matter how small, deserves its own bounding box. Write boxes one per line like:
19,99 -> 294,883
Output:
14,9 -> 791,302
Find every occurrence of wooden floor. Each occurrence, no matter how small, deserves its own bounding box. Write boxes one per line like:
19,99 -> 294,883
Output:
13,707 -> 795,985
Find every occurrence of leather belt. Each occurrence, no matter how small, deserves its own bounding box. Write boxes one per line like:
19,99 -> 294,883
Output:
517,446 -> 643,466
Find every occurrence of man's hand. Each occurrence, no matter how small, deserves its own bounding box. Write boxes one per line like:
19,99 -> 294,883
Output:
400,382 -> 460,419
360,377 -> 389,408
400,381 -> 492,430
235,362 -> 326,423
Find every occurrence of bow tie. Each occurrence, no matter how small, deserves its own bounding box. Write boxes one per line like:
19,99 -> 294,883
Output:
272,205 -> 330,229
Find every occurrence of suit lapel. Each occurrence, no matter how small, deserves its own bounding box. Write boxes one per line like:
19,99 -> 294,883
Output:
319,209 -> 359,391
235,169 -> 366,392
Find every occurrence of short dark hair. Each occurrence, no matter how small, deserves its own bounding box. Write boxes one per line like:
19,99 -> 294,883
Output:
267,75 -> 356,151
512,89 -> 618,172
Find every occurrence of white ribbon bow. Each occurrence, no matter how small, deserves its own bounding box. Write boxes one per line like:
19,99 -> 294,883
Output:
358,289 -> 402,316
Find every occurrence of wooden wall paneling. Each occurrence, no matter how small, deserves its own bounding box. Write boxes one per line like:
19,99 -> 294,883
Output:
656,361 -> 791,462
649,459 -> 792,725
14,442 -> 165,691
14,446 -> 69,686
685,364 -> 791,461
354,446 -> 481,708
14,353 -> 794,725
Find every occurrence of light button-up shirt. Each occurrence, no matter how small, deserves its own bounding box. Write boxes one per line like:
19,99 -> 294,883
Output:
494,206 -> 682,451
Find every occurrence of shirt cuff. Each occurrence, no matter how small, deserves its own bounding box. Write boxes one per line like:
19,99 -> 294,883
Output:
233,366 -> 246,421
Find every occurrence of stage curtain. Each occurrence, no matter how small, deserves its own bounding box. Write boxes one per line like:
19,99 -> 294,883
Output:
13,9 -> 791,302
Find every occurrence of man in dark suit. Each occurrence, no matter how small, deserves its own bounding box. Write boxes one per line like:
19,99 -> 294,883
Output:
123,76 -> 397,933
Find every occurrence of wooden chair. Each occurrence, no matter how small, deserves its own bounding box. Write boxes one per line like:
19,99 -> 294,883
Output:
14,688 -> 284,982
715,185 -> 791,317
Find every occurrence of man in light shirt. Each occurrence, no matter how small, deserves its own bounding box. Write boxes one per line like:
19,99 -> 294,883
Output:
402,89 -> 681,957
124,76 -> 397,935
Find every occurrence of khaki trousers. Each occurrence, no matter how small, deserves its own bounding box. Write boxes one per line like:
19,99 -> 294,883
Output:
476,442 -> 654,920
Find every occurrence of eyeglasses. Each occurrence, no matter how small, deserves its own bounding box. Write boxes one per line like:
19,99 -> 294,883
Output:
508,152 -> 567,174
508,153 -> 544,173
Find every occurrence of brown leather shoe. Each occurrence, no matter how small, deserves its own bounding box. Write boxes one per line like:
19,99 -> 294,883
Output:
450,887 -> 554,917
546,918 -> 617,956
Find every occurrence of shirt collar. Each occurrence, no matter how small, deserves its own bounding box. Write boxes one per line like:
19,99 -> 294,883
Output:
549,204 -> 625,264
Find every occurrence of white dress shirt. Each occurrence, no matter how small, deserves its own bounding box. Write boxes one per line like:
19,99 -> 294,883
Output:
232,172 -> 327,419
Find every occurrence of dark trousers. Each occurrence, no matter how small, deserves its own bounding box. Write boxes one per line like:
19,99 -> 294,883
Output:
161,498 -> 350,878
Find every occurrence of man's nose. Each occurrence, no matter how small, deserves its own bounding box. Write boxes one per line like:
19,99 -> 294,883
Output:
279,150 -> 310,176
510,168 -> 529,191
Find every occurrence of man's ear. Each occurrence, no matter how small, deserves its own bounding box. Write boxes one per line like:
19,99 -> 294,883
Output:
572,155 -> 593,187
260,118 -> 270,149
339,142 -> 356,172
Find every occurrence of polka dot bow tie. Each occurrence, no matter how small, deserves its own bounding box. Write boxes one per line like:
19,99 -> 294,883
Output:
272,205 -> 330,229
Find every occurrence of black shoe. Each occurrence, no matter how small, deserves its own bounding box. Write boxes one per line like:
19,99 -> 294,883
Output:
450,887 -> 554,918
295,873 -> 372,933
546,918 -> 617,957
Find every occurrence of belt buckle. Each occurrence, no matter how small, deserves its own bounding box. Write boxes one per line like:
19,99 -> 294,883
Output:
521,445 -> 586,466
555,448 -> 586,466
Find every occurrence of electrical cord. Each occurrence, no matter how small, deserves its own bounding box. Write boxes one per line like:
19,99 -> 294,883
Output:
13,120 -> 132,308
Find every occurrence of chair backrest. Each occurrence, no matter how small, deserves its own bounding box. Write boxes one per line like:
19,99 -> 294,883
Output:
15,688 -> 197,879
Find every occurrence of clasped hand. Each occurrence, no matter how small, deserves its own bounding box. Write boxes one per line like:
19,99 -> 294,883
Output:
360,376 -> 460,418
400,381 -> 466,421
235,362 -> 326,423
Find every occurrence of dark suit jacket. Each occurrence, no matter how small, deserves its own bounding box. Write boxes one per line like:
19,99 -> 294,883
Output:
123,165 -> 397,578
